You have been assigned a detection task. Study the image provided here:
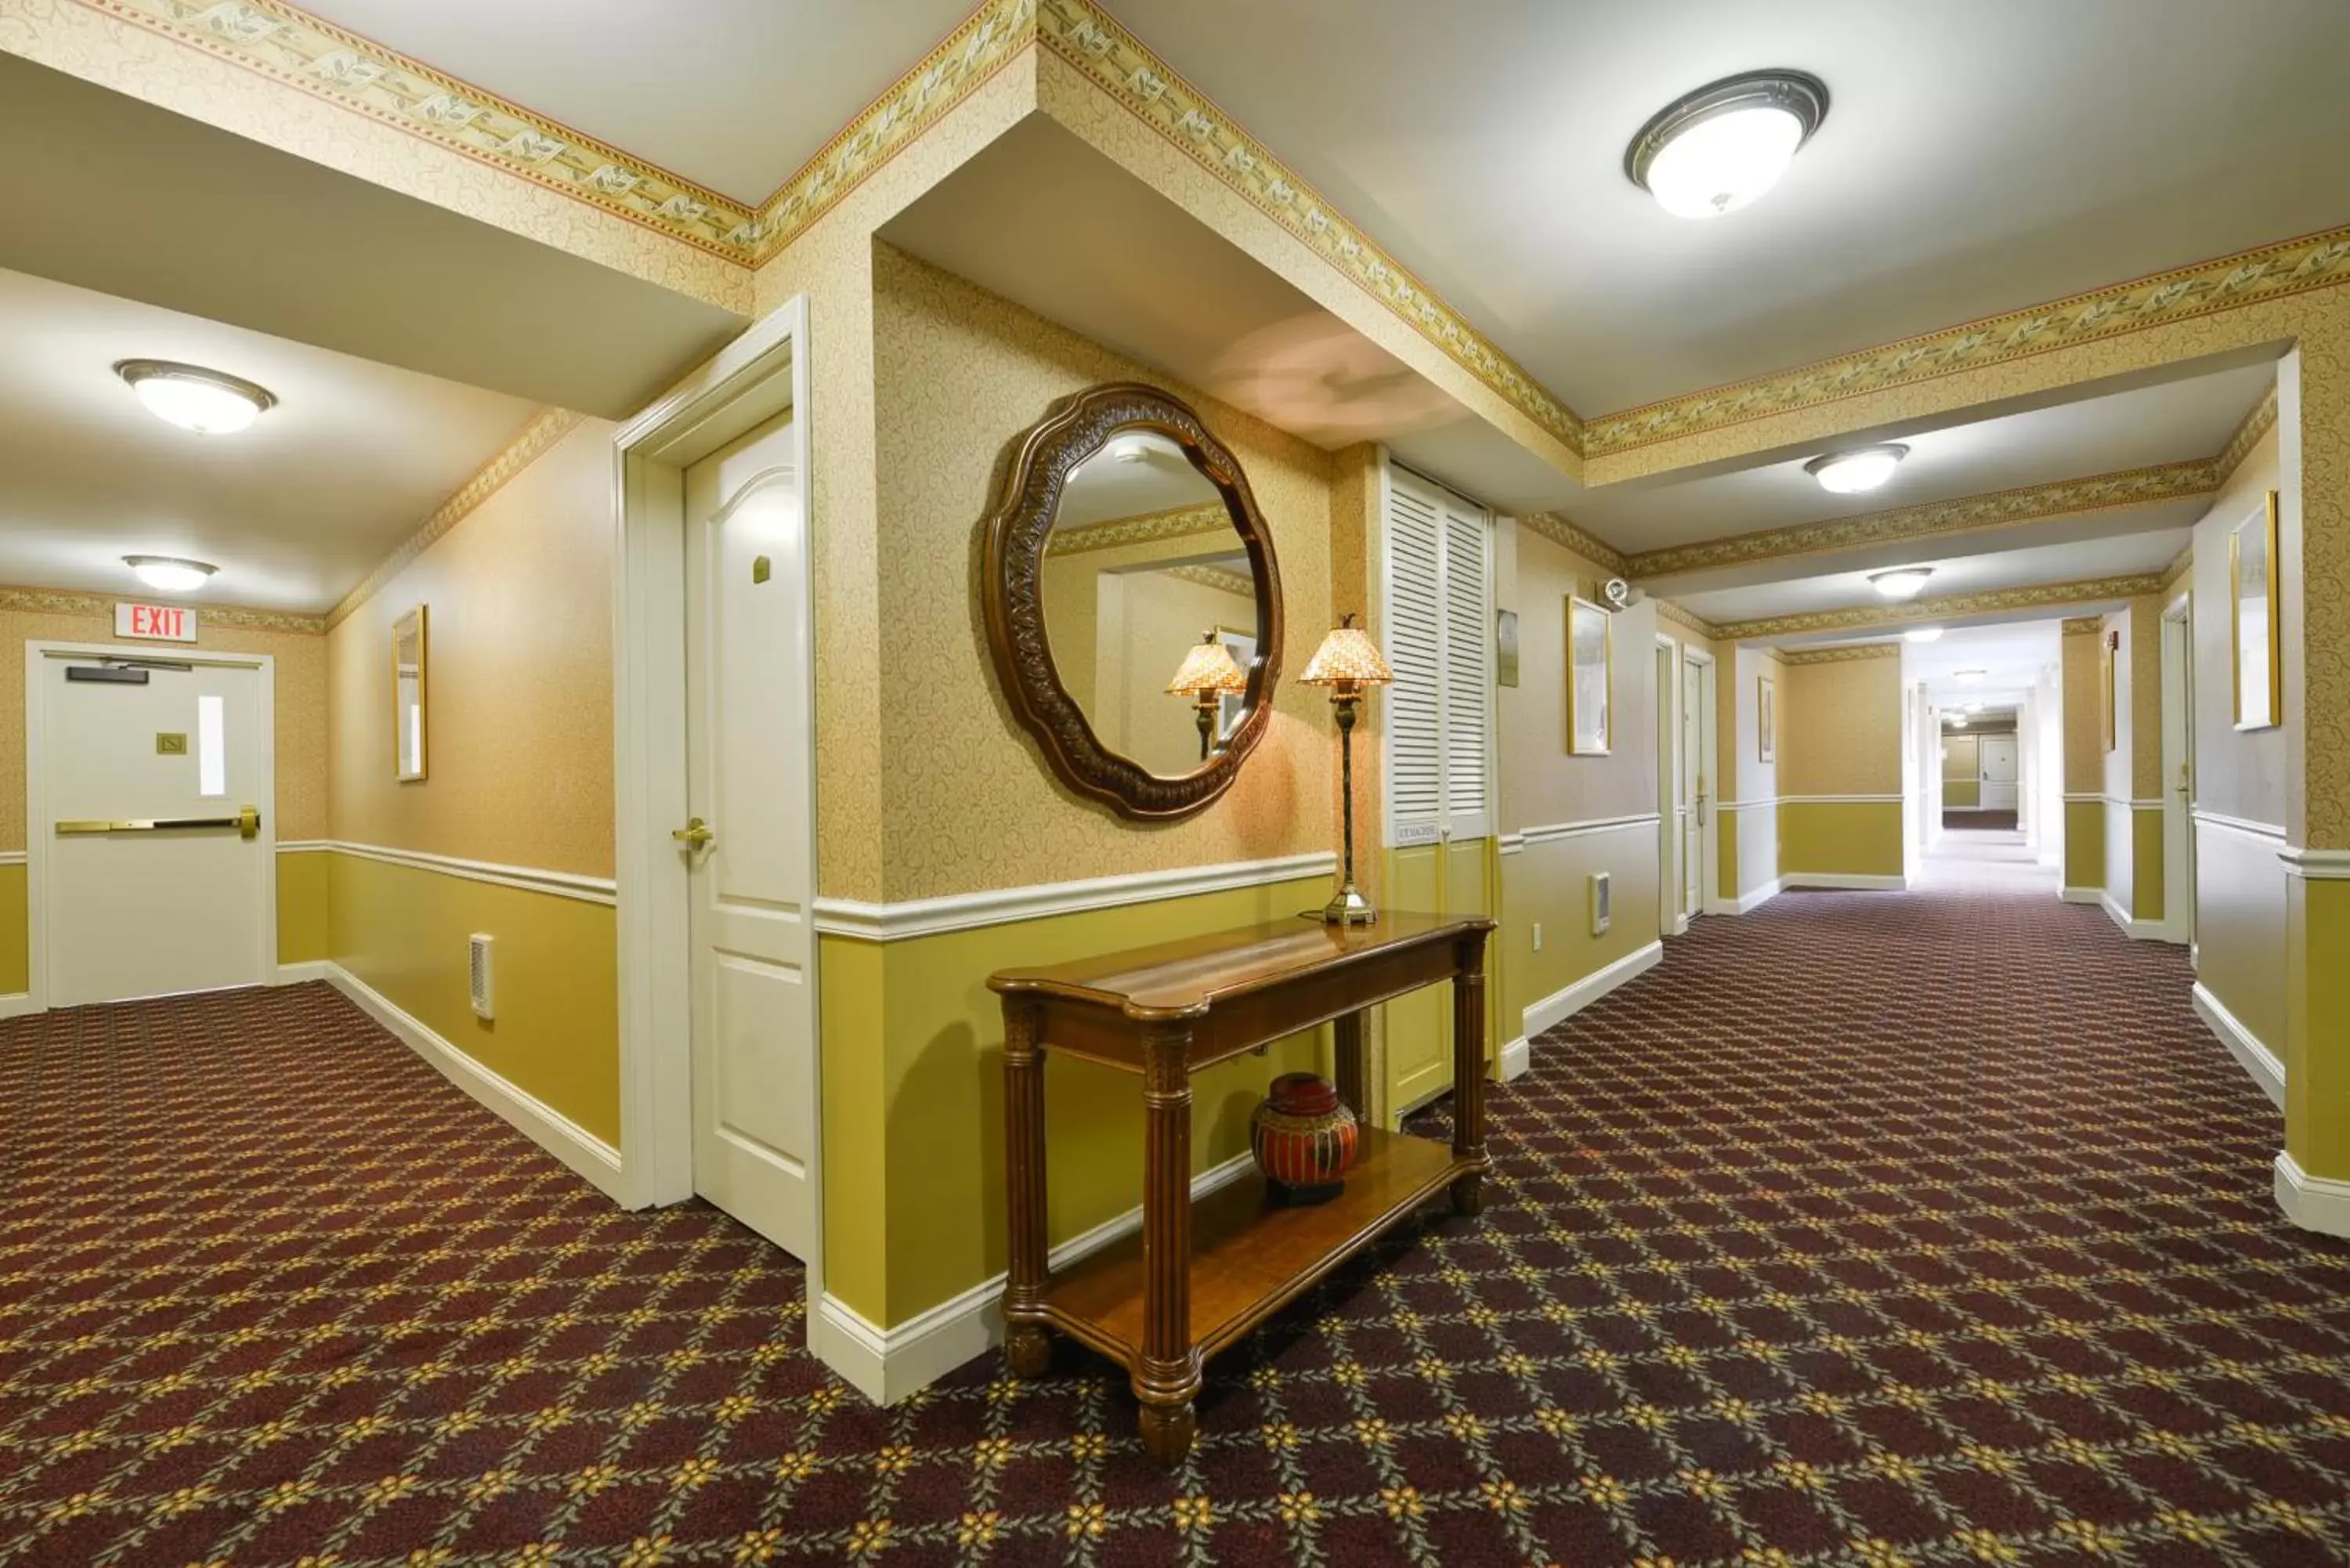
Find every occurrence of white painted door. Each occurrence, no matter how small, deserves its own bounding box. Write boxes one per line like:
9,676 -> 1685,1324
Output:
683,411 -> 818,1259
1681,652 -> 1712,917
1979,735 -> 2020,809
37,651 -> 271,1006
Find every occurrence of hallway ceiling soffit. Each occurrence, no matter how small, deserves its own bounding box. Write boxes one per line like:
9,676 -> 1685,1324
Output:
42,0 -> 2349,489
1719,571 -> 2163,643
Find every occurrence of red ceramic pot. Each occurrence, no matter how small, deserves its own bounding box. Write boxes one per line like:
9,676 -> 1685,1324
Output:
1250,1072 -> 1358,1204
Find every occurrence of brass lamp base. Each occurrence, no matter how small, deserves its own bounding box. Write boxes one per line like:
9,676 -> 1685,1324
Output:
1321,880 -> 1376,925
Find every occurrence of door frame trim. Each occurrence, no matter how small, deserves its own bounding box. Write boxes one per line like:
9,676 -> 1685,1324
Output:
611,297 -> 824,1293
23,640 -> 278,1014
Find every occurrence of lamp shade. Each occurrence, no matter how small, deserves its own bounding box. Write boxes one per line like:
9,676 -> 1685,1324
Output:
1166,632 -> 1249,696
1301,620 -> 1393,688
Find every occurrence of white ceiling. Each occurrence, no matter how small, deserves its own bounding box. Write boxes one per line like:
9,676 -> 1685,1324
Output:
1908,620 -> 2062,710
1687,526 -> 2187,629
1059,431 -> 1224,526
0,267 -> 541,612
293,0 -> 979,204
1119,0 -> 2350,413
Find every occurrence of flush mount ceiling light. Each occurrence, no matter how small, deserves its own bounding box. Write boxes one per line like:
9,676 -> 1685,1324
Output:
1904,627 -> 1945,644
1108,434 -> 1152,464
1868,566 -> 1933,601
115,359 -> 277,435
1805,443 -> 1909,494
1625,69 -> 1828,220
1956,667 -> 1987,684
124,555 -> 218,594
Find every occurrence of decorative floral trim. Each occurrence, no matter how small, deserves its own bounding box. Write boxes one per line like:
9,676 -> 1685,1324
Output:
1043,502 -> 1233,556
2158,549 -> 2195,594
0,583 -> 324,634
1518,512 -> 1627,576
1586,228 -> 2350,457
2216,385 -> 2279,482
1718,573 -> 2164,641
1629,459 -> 2220,580
327,408 -> 584,629
1781,643 -> 1902,665
1165,563 -> 1255,598
1654,599 -> 1721,641
2061,616 -> 2106,635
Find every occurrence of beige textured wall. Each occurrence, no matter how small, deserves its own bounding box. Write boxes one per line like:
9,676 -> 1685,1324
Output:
1779,656 -> 1902,796
327,417 -> 617,876
2062,628 -> 2105,796
1499,526 -> 1657,829
868,244 -> 1332,901
0,599 -> 326,850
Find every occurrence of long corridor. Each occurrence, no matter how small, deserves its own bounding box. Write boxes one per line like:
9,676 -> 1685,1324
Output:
4,885 -> 2348,1565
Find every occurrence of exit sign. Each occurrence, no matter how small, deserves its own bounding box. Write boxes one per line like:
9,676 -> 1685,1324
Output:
115,603 -> 197,642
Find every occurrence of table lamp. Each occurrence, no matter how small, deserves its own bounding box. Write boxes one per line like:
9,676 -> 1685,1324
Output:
1300,614 -> 1393,923
1166,631 -> 1249,761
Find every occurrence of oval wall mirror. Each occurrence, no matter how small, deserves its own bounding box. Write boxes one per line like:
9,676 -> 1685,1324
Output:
982,383 -> 1284,820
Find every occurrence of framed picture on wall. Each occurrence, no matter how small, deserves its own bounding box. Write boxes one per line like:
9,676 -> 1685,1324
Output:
1757,674 -> 1776,763
392,605 -> 428,782
1495,608 -> 1520,688
2102,628 -> 2119,752
2232,490 -> 2282,731
1565,595 -> 1611,755
1213,624 -> 1256,744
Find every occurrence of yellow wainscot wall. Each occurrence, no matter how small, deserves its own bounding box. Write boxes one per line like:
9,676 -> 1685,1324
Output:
277,848 -> 331,966
0,860 -> 24,995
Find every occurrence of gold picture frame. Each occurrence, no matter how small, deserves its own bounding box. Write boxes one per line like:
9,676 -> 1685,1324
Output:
392,605 -> 428,783
1565,595 -> 1611,755
2101,628 -> 2119,753
2231,490 -> 2282,731
1757,674 -> 1776,764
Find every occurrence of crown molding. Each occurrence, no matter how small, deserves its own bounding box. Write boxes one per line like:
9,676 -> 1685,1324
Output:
1781,643 -> 1902,665
1582,226 -> 2350,459
78,0 -> 762,256
1165,562 -> 1253,597
0,582 -> 324,634
1032,1 -> 1582,457
1518,512 -> 1627,575
1627,457 -> 2220,581
2159,547 -> 2195,594
1043,501 -> 1233,556
1718,573 -> 2163,641
2060,616 -> 2106,635
327,408 -> 584,629
2217,384 -> 2280,481
1654,599 -> 1722,641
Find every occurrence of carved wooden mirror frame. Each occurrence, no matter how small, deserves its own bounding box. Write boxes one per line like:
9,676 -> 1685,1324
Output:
982,382 -> 1285,821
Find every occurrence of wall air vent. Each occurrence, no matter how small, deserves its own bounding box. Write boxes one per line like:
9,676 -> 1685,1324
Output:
468,933 -> 495,1021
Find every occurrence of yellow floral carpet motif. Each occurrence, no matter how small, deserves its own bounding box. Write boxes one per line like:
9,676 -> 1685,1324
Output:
4,883 -> 2349,1564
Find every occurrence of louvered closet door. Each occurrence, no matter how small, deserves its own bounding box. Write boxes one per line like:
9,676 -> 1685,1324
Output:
1379,464 -> 1497,1118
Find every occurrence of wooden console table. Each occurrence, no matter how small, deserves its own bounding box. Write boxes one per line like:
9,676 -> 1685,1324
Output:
988,912 -> 1495,1465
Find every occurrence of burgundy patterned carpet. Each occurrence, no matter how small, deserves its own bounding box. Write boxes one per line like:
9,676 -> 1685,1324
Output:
6,884 -> 2350,1566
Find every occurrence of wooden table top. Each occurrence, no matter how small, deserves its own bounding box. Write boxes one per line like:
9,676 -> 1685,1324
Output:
986,910 -> 1493,1021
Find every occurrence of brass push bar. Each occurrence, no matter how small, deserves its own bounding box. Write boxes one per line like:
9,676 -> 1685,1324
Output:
56,805 -> 261,840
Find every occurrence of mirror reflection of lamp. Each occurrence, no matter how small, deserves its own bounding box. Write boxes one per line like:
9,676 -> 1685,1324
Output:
1300,614 -> 1394,924
1166,630 -> 1249,761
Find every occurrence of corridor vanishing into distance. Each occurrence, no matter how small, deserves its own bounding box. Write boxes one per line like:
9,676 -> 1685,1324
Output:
3,883 -> 2346,1566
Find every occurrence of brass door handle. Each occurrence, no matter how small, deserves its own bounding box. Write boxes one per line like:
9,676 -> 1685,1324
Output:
672,816 -> 714,847
59,805 -> 260,840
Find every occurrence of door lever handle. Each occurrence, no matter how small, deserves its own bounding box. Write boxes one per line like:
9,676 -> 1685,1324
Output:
672,816 -> 714,848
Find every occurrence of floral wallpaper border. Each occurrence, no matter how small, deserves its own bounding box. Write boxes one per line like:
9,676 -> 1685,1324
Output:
0,582 -> 323,634
1719,573 -> 2164,641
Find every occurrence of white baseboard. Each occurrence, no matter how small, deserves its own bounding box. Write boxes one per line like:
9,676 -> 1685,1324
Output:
274,961 -> 329,985
813,1151 -> 1260,1406
1721,877 -> 1783,916
1499,1035 -> 1529,1082
2191,982 -> 2284,1109
1668,914 -> 1690,937
1781,873 -> 1908,891
322,962 -> 626,1203
0,992 -> 34,1021
2096,891 -> 2165,940
2275,1153 -> 2350,1239
2059,886 -> 2102,904
1524,940 -> 1664,1041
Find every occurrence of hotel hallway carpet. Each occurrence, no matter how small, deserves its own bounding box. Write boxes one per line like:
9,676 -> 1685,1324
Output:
5,886 -> 2350,1566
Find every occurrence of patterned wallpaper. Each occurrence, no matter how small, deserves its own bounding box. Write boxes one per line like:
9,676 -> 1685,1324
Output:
1779,656 -> 1902,797
868,244 -> 1333,902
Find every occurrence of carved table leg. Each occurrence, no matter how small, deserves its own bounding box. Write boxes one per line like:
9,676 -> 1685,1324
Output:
1135,1025 -> 1200,1465
1450,931 -> 1490,1217
1332,1008 -> 1365,1122
1000,999 -> 1052,1377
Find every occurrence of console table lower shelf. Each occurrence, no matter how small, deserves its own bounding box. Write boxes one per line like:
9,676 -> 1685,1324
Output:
989,912 -> 1494,1465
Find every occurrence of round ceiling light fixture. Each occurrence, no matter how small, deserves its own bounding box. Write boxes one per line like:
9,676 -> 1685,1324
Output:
115,359 -> 277,435
1806,443 -> 1909,494
124,555 -> 219,594
1904,627 -> 1944,644
1625,69 -> 1829,220
1868,566 -> 1934,601
1956,667 -> 1987,684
